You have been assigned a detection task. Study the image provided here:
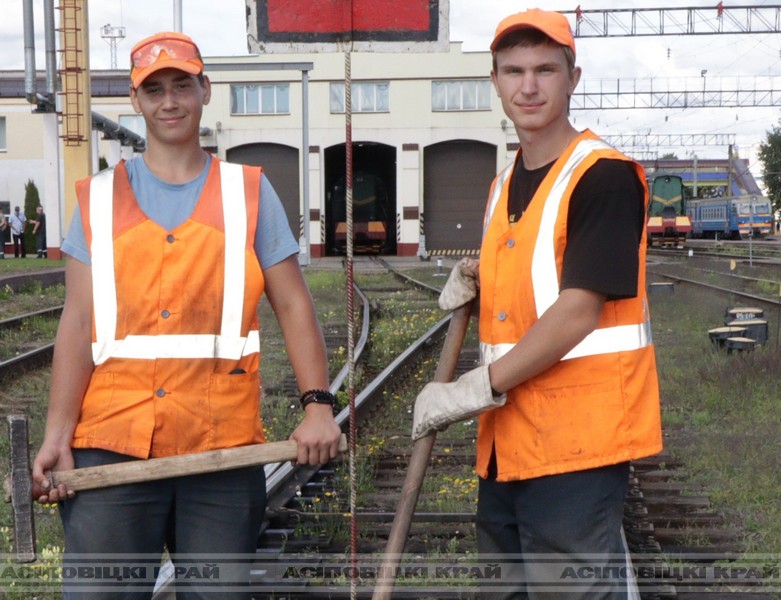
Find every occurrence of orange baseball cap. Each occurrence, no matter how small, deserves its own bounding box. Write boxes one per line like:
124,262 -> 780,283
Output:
490,8 -> 576,57
130,32 -> 204,88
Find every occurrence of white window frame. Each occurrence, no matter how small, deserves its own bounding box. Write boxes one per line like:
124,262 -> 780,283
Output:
330,81 -> 390,113
231,83 -> 291,115
432,79 -> 492,111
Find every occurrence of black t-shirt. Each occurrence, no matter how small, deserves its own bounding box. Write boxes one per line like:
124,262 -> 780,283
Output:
507,158 -> 645,300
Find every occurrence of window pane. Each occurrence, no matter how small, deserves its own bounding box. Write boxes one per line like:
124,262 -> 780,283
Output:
432,82 -> 446,110
0,116 -> 7,150
277,84 -> 290,113
358,83 -> 374,112
477,80 -> 491,109
261,86 -> 275,114
246,85 -> 259,114
462,82 -> 476,110
231,85 -> 245,114
376,82 -> 389,111
118,114 -> 146,138
446,82 -> 460,110
330,83 -> 345,113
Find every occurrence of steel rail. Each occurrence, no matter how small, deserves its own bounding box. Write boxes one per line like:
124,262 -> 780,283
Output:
648,268 -> 781,309
0,305 -> 64,332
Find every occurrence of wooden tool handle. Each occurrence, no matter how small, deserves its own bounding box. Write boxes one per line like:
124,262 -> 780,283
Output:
373,302 -> 473,600
51,434 -> 348,492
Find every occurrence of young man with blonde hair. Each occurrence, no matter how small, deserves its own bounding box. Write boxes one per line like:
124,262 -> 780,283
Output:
414,9 -> 662,598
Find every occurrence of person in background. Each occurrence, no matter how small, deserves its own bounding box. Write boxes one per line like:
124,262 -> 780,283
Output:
31,205 -> 47,258
0,210 -> 7,258
413,8 -> 662,598
9,205 -> 27,258
32,31 -> 342,599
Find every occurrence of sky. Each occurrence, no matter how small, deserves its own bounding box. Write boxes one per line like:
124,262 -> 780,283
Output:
3,0 -> 780,176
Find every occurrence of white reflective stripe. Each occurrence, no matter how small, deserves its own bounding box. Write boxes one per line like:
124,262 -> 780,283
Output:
563,322 -> 650,360
621,527 -> 641,600
532,138 -> 609,317
219,162 -> 247,340
479,341 -> 514,366
480,318 -> 651,365
89,169 -> 119,365
87,161 -> 255,365
480,321 -> 651,365
483,164 -> 513,235
92,330 -> 260,360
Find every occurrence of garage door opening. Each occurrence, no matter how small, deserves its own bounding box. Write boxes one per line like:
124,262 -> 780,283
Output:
325,142 -> 396,256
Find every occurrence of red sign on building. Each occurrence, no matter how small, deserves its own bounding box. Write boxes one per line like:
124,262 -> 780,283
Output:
247,0 -> 449,52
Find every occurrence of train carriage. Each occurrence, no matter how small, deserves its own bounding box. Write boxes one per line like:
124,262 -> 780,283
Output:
687,196 -> 773,240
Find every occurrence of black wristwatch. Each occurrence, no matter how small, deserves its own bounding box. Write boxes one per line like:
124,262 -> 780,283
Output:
300,389 -> 337,410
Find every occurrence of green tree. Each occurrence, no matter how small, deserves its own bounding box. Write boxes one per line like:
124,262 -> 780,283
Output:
758,121 -> 781,216
23,179 -> 41,255
661,152 -> 678,159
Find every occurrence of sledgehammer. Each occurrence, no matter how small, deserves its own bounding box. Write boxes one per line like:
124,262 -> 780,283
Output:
4,414 -> 347,563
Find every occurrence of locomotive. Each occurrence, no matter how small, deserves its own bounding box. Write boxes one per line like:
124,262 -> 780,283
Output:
646,174 -> 692,247
687,195 -> 773,240
328,172 -> 391,255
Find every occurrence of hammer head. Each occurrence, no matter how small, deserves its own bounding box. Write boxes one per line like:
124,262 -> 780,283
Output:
6,415 -> 37,562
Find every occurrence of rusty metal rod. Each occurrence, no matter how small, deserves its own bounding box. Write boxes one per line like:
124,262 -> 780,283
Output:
372,301 -> 473,600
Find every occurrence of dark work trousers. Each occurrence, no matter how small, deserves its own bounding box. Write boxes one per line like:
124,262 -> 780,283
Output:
476,459 -> 637,599
60,448 -> 267,600
12,232 -> 25,257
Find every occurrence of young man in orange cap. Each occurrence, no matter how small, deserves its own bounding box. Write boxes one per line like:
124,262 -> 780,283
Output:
33,31 -> 341,598
414,8 -> 662,598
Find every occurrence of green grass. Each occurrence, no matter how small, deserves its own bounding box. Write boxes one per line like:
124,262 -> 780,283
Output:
649,279 -> 781,555
0,258 -> 65,275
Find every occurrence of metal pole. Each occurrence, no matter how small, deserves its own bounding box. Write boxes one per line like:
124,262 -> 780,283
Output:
173,0 -> 183,32
301,69 -> 310,266
749,196 -> 754,267
43,0 -> 57,98
22,0 -> 37,104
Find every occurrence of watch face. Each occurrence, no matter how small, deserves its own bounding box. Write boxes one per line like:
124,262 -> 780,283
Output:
312,392 -> 335,405
301,390 -> 336,409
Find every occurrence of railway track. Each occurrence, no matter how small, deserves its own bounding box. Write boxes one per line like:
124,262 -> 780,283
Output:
2,265 -> 776,599
242,261 -> 777,599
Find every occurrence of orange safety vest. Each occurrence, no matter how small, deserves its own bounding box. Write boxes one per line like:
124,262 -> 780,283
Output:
477,130 -> 662,481
71,158 -> 266,458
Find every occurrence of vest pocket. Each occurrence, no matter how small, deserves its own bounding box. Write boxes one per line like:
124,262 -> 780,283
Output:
532,382 -> 625,466
208,370 -> 262,447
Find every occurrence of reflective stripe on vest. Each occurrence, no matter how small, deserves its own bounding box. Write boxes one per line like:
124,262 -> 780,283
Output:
481,138 -> 651,365
89,161 -> 260,365
483,164 -> 513,236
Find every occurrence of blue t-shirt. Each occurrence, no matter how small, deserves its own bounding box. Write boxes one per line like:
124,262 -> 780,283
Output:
62,155 -> 299,271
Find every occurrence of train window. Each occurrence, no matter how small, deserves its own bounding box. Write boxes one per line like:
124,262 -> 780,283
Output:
432,80 -> 492,111
330,82 -> 390,113
231,84 -> 290,115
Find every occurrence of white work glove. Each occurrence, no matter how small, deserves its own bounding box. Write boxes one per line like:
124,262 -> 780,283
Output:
439,257 -> 479,311
412,365 -> 507,441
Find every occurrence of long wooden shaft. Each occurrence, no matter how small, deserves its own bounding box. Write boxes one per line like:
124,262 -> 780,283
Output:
373,302 -> 472,600
51,434 -> 348,491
